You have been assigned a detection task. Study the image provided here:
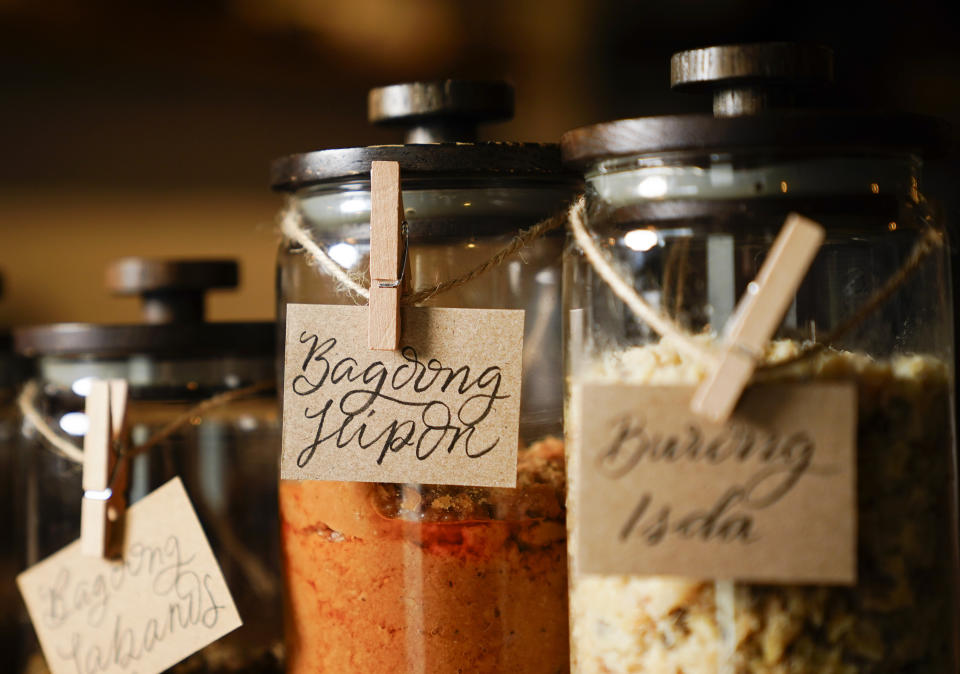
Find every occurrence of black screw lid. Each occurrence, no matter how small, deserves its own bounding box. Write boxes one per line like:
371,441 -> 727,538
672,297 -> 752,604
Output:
561,42 -> 947,166
671,43 -> 834,117
368,80 -> 514,143
271,79 -> 574,191
106,258 -> 238,324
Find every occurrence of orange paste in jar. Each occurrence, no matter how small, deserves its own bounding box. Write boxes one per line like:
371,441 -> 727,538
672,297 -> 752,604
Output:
279,437 -> 568,673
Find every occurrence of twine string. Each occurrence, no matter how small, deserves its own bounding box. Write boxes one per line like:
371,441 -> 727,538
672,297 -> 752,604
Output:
760,224 -> 945,372
279,198 -> 569,306
568,196 -> 946,371
18,380 -> 85,463
568,197 -> 722,367
18,379 -> 275,464
123,380 -> 274,460
280,202 -> 370,300
284,191 -> 943,370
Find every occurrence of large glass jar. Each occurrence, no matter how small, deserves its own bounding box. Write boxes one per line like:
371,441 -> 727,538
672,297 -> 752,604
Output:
14,259 -> 283,674
562,44 -> 958,673
274,81 -> 580,673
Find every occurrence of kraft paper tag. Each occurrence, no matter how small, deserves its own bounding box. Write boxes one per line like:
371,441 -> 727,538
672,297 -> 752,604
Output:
282,304 -> 525,488
575,382 -> 857,583
17,478 -> 242,674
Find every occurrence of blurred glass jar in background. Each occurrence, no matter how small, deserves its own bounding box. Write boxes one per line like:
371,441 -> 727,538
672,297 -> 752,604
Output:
14,259 -> 282,674
562,44 -> 957,673
274,81 -> 580,673
1,271 -> 33,673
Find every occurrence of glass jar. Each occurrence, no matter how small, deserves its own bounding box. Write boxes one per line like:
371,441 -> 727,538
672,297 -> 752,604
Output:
14,259 -> 283,674
2,272 -> 32,672
562,44 -> 958,673
0,343 -> 19,671
274,81 -> 580,673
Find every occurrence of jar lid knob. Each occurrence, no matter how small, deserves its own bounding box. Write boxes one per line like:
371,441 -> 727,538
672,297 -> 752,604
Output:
671,42 -> 834,117
105,258 -> 238,324
368,80 -> 514,143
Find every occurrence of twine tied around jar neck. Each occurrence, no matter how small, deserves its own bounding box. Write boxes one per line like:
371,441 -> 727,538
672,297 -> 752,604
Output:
279,197 -> 572,306
17,378 -> 280,597
17,378 -> 275,465
282,192 -> 944,371
567,195 -> 946,373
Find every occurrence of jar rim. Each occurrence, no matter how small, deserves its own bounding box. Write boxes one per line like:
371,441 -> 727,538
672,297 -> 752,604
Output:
561,111 -> 949,168
14,322 -> 275,358
270,142 -> 578,192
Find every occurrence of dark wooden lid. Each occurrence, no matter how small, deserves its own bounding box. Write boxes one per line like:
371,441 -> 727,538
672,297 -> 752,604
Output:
14,321 -> 273,358
106,258 -> 237,295
563,42 -> 947,165
271,142 -> 573,191
368,81 -> 513,143
272,80 -> 574,191
670,43 -> 834,92
15,258 -> 274,357
561,110 -> 949,167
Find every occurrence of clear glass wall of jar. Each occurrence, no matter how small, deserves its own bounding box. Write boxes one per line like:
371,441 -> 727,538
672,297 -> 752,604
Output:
563,146 -> 958,673
277,168 -> 578,672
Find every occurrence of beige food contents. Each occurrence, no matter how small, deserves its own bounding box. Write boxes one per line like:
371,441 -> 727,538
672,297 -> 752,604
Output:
567,338 -> 956,673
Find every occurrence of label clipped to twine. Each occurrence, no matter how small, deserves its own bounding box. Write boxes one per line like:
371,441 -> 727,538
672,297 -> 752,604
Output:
17,378 -> 279,596
18,478 -> 244,674
279,167 -> 539,489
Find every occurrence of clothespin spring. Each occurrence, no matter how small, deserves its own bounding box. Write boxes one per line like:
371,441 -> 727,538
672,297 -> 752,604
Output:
377,220 -> 409,290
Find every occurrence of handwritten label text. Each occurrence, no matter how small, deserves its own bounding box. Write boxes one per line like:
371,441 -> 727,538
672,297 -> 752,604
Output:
281,305 -> 524,487
18,479 -> 242,674
575,383 -> 856,583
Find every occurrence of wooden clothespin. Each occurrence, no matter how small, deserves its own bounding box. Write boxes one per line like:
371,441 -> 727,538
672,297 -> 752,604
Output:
369,160 -> 406,351
691,214 -> 824,423
80,379 -> 129,559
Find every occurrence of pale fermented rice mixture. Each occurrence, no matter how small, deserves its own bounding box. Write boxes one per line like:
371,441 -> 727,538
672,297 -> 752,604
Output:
567,338 -> 956,673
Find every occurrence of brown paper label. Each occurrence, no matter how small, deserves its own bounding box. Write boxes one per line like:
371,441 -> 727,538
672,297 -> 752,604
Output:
281,304 -> 524,487
575,382 -> 856,583
17,478 -> 242,674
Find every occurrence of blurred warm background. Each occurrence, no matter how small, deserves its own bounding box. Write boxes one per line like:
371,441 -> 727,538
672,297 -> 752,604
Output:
1,0 -> 958,327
